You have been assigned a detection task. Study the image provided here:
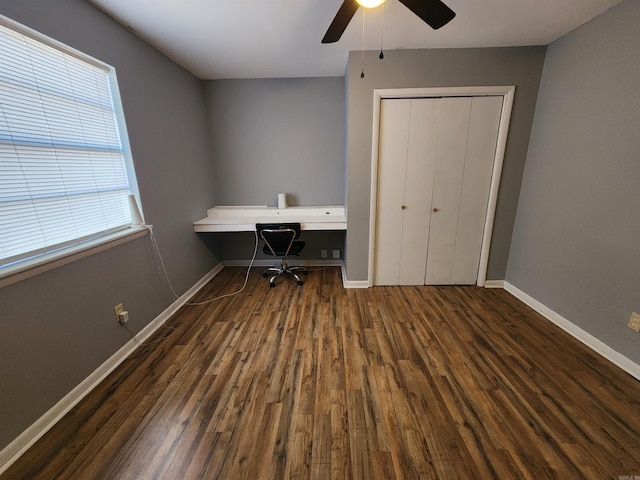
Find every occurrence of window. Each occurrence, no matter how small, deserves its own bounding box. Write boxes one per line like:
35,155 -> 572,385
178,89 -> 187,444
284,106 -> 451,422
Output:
0,17 -> 138,274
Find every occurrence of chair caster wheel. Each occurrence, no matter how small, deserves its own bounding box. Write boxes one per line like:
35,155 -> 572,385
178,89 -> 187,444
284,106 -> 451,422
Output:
269,283 -> 275,288
262,273 -> 269,278
297,281 -> 303,286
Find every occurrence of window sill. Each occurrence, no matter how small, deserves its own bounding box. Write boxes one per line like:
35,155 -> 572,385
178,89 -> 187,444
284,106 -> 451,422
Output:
0,226 -> 149,289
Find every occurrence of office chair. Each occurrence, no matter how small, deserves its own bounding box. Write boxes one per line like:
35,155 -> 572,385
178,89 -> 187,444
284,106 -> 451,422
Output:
256,223 -> 307,287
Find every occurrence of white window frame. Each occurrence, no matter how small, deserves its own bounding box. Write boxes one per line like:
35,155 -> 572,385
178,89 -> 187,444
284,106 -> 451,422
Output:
0,15 -> 145,288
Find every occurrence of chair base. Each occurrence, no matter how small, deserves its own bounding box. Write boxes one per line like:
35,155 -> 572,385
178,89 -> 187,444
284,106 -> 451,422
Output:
262,258 -> 307,287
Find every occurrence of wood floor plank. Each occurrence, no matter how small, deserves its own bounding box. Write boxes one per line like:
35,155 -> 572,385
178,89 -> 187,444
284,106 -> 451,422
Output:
329,395 -> 351,480
286,414 -> 313,479
3,267 -> 640,479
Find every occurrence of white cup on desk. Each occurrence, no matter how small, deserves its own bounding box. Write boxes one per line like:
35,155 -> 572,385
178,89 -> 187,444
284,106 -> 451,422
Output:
278,193 -> 287,209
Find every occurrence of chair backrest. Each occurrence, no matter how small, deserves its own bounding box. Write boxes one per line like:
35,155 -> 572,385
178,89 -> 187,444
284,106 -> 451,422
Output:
256,223 -> 302,257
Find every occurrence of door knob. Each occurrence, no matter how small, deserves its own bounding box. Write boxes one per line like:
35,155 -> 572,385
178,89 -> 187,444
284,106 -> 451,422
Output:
401,205 -> 407,210
432,207 -> 439,212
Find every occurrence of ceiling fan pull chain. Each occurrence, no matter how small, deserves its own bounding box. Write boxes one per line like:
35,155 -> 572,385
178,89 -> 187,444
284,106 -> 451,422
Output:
379,3 -> 384,60
361,8 -> 366,78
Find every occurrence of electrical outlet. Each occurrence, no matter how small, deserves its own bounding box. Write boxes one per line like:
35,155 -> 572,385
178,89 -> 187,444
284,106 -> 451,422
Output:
114,303 -> 124,323
628,312 -> 640,333
332,249 -> 341,259
321,249 -> 328,259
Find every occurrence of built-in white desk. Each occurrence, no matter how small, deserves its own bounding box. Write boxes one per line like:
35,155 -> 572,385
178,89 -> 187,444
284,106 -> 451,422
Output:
193,205 -> 347,232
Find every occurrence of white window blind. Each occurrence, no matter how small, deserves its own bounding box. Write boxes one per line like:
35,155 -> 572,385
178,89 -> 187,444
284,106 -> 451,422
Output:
0,21 -> 132,268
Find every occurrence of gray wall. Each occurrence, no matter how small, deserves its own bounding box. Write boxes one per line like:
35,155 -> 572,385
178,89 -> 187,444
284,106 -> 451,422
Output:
201,77 -> 346,262
0,0 -> 217,450
203,78 -> 345,207
344,47 -> 547,281
506,0 -> 640,364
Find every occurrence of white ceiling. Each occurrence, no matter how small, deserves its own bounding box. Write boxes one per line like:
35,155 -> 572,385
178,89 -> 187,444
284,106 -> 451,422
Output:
87,0 -> 623,80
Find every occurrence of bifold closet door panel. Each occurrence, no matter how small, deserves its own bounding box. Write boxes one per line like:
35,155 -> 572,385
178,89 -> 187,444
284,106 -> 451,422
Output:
399,98 -> 438,285
425,97 -> 473,285
374,99 -> 411,285
374,98 -> 439,285
451,96 -> 503,284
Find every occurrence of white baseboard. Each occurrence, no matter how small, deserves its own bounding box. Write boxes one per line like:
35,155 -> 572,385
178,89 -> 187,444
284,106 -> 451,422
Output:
223,259 -> 343,268
0,263 -> 224,475
503,281 -> 640,382
342,280 -> 369,288
340,264 -> 368,288
483,280 -> 505,289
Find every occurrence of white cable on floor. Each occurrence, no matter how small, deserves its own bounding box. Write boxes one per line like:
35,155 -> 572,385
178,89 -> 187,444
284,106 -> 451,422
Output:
145,224 -> 259,306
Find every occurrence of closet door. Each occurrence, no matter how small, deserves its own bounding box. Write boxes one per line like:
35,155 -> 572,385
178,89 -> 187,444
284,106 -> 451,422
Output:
373,95 -> 503,286
425,96 -> 503,284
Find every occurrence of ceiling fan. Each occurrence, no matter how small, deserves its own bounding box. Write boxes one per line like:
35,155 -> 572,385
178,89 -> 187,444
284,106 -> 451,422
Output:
322,0 -> 456,44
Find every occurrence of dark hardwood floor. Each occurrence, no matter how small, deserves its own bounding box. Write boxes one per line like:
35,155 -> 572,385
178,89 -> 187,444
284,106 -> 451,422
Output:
3,266 -> 640,479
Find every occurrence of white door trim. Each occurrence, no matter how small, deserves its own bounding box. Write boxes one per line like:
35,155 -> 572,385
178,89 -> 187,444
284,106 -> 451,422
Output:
367,86 -> 515,287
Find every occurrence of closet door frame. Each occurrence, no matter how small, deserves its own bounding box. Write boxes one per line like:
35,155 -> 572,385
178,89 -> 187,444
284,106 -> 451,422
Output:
367,86 -> 515,287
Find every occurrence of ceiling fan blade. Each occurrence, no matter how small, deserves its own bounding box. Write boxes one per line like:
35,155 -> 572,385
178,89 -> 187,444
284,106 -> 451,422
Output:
398,0 -> 456,30
322,0 -> 360,44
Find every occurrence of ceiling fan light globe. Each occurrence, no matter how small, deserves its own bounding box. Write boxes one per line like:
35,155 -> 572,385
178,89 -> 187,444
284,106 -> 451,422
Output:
356,0 -> 386,9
